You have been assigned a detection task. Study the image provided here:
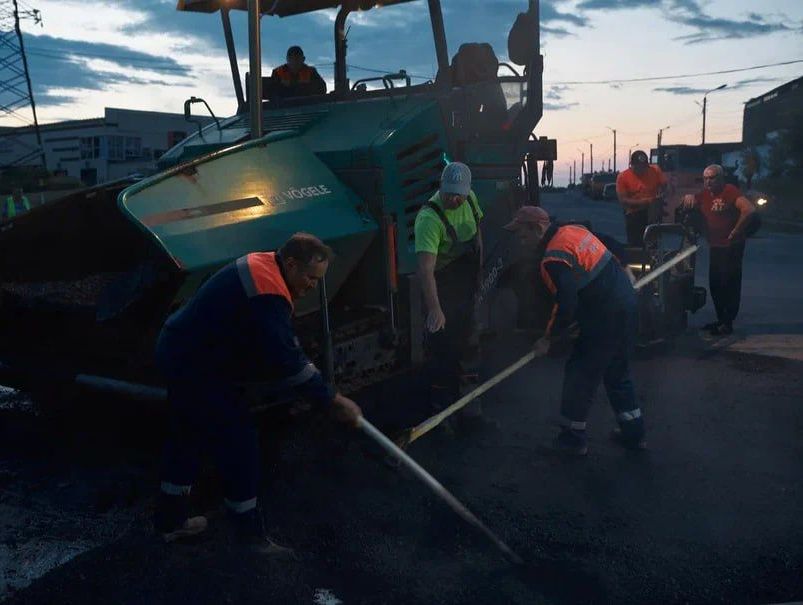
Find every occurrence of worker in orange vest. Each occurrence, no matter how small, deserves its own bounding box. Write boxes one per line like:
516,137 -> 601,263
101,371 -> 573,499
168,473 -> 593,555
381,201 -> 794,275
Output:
269,46 -> 326,100
504,206 -> 646,455
154,233 -> 362,553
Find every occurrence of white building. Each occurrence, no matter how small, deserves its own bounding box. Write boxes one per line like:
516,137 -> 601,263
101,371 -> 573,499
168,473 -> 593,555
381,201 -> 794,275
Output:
0,107 -> 212,186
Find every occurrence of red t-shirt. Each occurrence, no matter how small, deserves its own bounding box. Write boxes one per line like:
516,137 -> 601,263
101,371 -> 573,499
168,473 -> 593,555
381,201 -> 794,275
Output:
616,165 -> 667,214
695,184 -> 743,247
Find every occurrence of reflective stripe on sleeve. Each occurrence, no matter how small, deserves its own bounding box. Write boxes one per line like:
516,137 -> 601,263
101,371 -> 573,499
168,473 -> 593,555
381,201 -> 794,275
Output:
225,497 -> 258,514
561,418 -> 587,431
160,481 -> 192,496
236,256 -> 257,298
286,362 -> 318,386
618,408 -> 642,422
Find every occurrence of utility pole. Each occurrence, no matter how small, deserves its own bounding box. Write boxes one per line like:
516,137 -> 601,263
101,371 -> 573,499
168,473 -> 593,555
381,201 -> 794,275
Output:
585,140 -> 593,174
607,126 -> 617,171
700,84 -> 726,145
577,148 -> 584,178
573,159 -> 576,185
0,0 -> 46,169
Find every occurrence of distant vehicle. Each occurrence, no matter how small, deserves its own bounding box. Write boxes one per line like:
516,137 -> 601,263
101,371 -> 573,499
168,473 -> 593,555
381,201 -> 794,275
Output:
590,171 -> 617,199
580,173 -> 592,195
602,182 -> 617,201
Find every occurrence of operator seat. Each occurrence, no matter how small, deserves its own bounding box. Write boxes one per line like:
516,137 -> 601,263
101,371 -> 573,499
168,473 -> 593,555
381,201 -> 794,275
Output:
440,43 -> 508,134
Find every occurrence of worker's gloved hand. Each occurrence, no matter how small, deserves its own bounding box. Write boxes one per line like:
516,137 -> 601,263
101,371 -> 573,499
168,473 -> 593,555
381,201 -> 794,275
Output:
331,393 -> 363,428
532,336 -> 550,357
426,307 -> 446,333
681,194 -> 697,209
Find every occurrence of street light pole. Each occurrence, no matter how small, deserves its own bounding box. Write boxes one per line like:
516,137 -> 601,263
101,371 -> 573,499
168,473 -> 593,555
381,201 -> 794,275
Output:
585,140 -> 594,174
701,84 -> 727,145
607,127 -> 617,172
577,148 -> 584,177
573,159 -> 577,185
657,125 -> 670,148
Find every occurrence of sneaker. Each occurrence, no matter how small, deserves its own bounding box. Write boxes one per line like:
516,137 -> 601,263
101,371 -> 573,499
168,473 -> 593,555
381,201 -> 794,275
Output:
229,509 -> 296,558
162,516 -> 209,543
554,428 -> 588,456
610,428 -> 647,451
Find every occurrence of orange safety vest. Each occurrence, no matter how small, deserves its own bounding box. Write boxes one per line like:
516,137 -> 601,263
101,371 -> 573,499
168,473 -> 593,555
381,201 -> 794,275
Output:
235,252 -> 294,311
539,225 -> 612,295
273,64 -> 314,87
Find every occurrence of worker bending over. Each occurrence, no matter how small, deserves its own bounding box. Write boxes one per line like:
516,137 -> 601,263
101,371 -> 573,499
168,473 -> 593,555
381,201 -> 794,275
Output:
415,162 -> 489,429
505,207 -> 645,455
154,233 -> 361,552
616,150 -> 667,247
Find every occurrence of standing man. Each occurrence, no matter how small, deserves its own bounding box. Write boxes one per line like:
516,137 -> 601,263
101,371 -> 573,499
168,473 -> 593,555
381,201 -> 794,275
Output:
3,188 -> 31,221
415,162 -> 487,426
504,206 -> 645,455
154,233 -> 362,552
616,150 -> 667,246
269,46 -> 327,100
682,164 -> 756,336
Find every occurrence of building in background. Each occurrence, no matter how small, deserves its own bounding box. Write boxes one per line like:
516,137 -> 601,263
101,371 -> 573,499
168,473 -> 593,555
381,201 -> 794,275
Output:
0,108 -> 211,186
742,76 -> 803,147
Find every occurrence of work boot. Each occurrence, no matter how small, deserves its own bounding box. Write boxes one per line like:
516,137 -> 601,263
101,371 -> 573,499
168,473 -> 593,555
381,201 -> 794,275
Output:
701,322 -> 720,334
712,322 -> 733,336
554,428 -> 588,456
228,508 -> 296,558
154,493 -> 208,543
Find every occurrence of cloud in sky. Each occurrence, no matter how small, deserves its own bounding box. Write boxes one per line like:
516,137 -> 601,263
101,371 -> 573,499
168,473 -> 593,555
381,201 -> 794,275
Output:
653,77 -> 782,95
544,84 -> 578,110
576,0 -> 796,44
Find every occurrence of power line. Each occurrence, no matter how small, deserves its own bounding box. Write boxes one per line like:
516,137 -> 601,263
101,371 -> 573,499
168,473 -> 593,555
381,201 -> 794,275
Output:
547,58 -> 802,86
0,0 -> 46,169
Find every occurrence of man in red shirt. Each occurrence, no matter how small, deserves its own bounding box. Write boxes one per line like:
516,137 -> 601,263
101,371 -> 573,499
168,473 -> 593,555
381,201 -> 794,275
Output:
682,164 -> 756,335
616,150 -> 668,246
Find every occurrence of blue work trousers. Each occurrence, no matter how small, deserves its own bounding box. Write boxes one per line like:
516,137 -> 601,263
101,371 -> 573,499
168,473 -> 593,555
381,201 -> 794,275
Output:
560,296 -> 641,433
159,377 -> 260,511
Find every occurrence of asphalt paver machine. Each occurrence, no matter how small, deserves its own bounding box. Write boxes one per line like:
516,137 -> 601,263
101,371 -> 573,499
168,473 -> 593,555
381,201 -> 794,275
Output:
0,0 -> 557,402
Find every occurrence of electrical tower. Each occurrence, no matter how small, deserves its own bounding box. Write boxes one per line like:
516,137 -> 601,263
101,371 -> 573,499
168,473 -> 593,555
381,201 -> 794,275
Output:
0,0 -> 46,170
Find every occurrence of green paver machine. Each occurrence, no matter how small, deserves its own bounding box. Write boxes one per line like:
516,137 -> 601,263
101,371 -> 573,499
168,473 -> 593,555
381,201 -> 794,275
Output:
0,0 -> 556,401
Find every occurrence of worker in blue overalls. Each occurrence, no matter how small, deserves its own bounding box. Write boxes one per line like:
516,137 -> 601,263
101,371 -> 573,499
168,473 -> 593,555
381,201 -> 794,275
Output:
505,206 -> 646,456
154,233 -> 362,554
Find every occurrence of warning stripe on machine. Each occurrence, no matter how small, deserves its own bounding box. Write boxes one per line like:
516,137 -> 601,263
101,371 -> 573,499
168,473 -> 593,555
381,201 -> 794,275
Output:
141,197 -> 266,227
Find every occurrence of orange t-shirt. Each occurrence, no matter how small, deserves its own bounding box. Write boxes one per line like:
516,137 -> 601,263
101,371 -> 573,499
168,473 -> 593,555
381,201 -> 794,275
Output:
616,165 -> 667,214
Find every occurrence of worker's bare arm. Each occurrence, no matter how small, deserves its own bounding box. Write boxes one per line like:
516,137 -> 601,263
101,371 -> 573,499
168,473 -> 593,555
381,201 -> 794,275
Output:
417,252 -> 445,332
729,196 -> 757,241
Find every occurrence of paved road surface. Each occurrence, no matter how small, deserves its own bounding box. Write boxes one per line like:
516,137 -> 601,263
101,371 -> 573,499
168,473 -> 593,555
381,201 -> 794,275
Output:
1,192 -> 801,604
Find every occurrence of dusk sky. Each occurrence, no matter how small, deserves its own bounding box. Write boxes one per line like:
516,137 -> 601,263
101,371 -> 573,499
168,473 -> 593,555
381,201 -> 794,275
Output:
7,0 -> 803,184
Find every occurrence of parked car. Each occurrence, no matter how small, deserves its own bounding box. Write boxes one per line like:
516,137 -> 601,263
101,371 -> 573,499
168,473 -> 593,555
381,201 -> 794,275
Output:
590,171 -> 618,199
